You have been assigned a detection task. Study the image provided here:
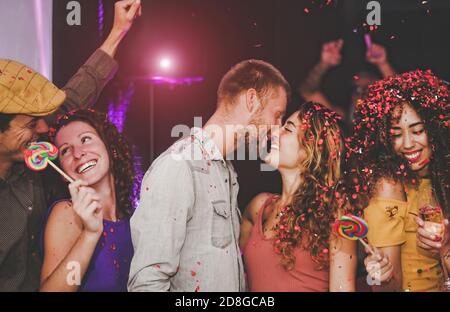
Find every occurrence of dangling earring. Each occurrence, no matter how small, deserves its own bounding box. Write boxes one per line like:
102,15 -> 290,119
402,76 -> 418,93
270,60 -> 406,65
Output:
112,149 -> 119,159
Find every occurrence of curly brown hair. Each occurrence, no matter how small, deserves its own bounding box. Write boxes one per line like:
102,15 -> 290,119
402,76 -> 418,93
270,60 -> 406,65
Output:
51,109 -> 138,218
273,102 -> 349,271
344,70 -> 449,214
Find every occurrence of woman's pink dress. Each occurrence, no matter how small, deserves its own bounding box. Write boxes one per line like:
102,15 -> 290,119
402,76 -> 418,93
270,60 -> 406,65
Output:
243,194 -> 329,292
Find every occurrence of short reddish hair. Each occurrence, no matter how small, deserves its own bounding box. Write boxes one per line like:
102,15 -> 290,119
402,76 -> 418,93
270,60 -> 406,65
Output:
217,59 -> 290,106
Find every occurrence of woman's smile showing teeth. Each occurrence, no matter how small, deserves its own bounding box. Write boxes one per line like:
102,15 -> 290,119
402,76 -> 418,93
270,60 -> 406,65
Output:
76,160 -> 98,174
270,135 -> 279,150
403,150 -> 421,163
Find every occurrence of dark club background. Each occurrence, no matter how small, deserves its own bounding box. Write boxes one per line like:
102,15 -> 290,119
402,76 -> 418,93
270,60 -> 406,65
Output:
52,0 -> 450,209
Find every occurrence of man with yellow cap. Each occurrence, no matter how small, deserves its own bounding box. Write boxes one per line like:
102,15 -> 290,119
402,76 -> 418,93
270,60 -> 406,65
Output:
0,0 -> 142,291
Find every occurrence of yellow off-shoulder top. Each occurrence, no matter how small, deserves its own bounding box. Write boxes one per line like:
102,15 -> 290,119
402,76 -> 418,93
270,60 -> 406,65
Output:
364,179 -> 444,292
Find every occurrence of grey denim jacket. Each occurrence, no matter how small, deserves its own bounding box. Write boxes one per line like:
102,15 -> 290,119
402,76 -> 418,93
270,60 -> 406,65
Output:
128,127 -> 246,292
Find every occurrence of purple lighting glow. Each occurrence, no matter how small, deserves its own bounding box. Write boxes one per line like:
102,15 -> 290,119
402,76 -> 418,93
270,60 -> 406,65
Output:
98,0 -> 105,38
107,83 -> 142,208
149,76 -> 204,86
108,83 -> 135,133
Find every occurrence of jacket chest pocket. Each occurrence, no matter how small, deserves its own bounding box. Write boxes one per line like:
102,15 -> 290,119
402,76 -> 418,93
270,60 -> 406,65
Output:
211,200 -> 232,249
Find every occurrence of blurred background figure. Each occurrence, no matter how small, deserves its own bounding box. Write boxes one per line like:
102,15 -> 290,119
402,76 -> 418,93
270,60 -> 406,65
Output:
299,38 -> 395,127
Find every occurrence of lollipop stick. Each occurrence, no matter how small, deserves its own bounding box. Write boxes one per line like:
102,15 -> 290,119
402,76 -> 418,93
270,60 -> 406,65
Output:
47,160 -> 75,183
358,238 -> 376,256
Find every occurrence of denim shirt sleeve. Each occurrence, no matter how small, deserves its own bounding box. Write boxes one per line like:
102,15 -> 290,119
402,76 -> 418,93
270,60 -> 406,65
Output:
128,153 -> 195,292
45,49 -> 118,125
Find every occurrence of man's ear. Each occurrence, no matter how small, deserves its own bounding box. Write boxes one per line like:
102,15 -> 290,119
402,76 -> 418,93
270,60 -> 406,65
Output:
245,88 -> 261,113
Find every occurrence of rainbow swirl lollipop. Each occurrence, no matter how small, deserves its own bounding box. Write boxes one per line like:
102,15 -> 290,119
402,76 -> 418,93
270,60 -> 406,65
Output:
24,142 -> 58,171
333,214 -> 376,255
333,214 -> 368,240
24,141 -> 74,182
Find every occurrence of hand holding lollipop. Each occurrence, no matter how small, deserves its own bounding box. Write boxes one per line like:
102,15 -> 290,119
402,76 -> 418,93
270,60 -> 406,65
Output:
24,141 -> 74,183
333,214 -> 394,283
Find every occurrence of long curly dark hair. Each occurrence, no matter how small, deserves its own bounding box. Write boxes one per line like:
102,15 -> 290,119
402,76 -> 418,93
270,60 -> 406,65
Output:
345,69 -> 449,214
273,102 -> 350,271
51,109 -> 138,218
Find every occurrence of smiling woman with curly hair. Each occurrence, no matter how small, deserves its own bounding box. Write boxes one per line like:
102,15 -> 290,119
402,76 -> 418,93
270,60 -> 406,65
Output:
40,109 -> 138,292
345,69 -> 449,292
240,102 -> 357,292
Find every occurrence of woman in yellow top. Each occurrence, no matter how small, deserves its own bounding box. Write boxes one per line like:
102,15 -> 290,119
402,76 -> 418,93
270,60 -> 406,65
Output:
345,69 -> 449,291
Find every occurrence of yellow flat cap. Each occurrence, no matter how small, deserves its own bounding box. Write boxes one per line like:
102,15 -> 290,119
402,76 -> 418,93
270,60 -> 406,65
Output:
0,59 -> 66,116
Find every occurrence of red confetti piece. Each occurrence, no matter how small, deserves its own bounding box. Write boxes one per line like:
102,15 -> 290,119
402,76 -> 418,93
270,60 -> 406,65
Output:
304,7 -> 310,14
